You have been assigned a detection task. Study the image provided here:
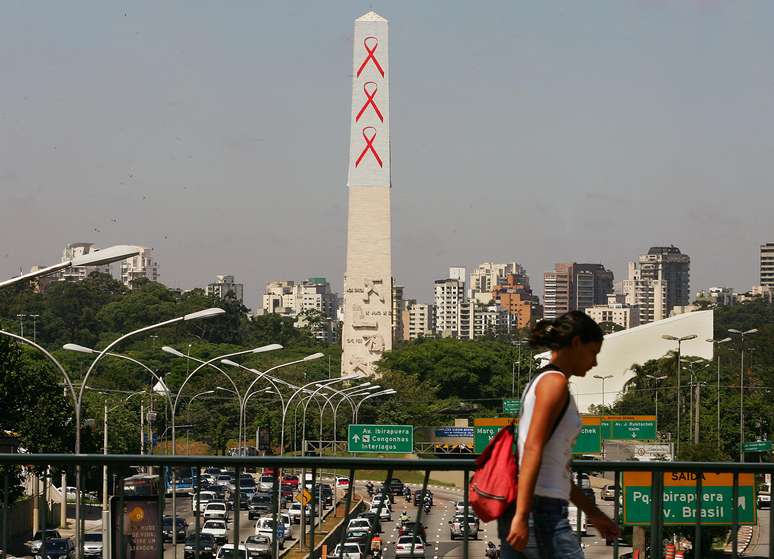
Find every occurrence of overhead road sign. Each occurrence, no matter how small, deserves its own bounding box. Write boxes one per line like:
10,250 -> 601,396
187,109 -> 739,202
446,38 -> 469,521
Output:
473,418 -> 513,454
601,416 -> 657,440
743,440 -> 772,453
623,472 -> 756,526
347,424 -> 413,453
573,416 -> 602,454
502,399 -> 521,414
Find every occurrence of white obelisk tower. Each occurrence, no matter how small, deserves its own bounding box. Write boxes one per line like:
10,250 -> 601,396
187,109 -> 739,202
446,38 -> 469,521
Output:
342,11 -> 392,377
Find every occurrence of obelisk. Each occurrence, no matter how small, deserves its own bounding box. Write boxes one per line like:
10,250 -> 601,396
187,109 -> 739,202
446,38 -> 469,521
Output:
341,11 -> 392,377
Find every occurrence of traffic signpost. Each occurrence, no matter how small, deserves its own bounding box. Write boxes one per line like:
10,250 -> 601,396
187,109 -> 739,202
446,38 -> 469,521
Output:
601,416 -> 657,440
623,472 -> 756,525
347,424 -> 413,453
473,418 -> 512,453
573,416 -> 602,454
296,488 -> 312,506
502,399 -> 521,414
743,440 -> 773,453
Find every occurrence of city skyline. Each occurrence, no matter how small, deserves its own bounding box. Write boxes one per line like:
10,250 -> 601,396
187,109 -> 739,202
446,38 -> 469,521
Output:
2,3 -> 772,305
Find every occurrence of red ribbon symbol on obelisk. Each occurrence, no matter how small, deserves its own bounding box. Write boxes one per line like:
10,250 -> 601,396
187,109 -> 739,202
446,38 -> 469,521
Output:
355,126 -> 383,168
356,36 -> 385,78
355,82 -> 384,123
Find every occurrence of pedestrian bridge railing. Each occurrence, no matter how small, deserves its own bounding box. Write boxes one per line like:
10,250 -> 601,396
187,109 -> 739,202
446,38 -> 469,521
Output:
1,454 -> 772,559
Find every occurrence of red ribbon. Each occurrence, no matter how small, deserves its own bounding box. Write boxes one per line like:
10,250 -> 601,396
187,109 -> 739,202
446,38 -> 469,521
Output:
355,126 -> 383,168
355,82 -> 384,123
356,36 -> 385,78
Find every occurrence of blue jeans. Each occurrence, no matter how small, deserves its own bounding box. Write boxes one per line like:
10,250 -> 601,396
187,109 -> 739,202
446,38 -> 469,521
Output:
497,496 -> 584,559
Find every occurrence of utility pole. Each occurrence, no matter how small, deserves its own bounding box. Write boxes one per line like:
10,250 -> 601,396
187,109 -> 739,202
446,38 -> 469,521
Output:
17,314 -> 26,337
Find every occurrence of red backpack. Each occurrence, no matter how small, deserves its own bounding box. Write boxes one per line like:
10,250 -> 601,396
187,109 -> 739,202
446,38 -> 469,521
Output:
469,423 -> 518,522
469,367 -> 569,522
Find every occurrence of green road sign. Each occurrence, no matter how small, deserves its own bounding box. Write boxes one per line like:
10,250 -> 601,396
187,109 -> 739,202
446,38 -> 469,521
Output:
743,440 -> 773,453
347,424 -> 413,453
601,416 -> 657,440
573,424 -> 602,454
502,399 -> 521,414
623,472 -> 756,526
472,418 -> 512,453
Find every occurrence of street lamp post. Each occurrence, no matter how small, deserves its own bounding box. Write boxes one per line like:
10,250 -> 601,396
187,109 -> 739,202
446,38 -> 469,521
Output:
353,389 -> 397,423
645,375 -> 667,432
185,390 -> 215,454
682,360 -> 709,443
729,328 -> 758,461
593,374 -> 613,407
662,334 -> 697,458
707,337 -> 732,450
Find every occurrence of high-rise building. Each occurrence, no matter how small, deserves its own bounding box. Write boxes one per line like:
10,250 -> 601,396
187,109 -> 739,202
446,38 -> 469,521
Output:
543,263 -> 613,320
433,278 -> 465,337
262,278 -> 337,319
341,11 -> 392,377
206,275 -> 244,303
392,283 -> 404,343
470,262 -> 528,295
120,247 -> 159,287
637,246 -> 691,311
761,243 -> 774,288
401,300 -> 434,341
58,243 -> 110,282
492,273 -> 541,329
622,262 -> 667,324
585,294 -> 641,330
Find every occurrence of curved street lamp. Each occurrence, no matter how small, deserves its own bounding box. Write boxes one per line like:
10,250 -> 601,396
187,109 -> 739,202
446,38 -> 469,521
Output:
728,328 -> 759,461
354,389 -> 397,423
662,333 -> 697,457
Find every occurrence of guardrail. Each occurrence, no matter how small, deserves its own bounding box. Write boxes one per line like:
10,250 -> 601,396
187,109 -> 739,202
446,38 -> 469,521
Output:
1,455 -> 773,559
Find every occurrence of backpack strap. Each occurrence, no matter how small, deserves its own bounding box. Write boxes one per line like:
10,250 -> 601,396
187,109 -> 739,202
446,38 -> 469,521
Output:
520,363 -> 570,439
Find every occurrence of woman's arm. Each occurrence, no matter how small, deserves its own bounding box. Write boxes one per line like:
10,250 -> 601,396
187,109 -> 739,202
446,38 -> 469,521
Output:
569,485 -> 620,540
506,373 -> 567,550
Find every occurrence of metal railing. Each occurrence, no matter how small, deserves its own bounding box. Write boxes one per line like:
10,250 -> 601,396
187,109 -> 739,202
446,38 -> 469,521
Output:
2,454 -> 773,559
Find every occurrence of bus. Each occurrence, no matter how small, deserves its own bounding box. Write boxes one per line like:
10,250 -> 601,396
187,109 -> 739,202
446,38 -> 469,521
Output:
123,474 -> 162,496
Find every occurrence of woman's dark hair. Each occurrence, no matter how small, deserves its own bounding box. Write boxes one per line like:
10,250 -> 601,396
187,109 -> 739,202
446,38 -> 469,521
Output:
528,310 -> 604,350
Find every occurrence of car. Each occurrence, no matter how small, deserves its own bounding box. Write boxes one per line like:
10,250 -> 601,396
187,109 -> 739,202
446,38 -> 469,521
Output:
248,493 -> 273,519
192,490 -> 217,513
344,527 -> 372,548
254,517 -> 287,548
288,502 -> 311,524
35,538 -> 75,559
282,475 -> 300,490
258,475 -> 275,492
216,474 -> 233,487
387,478 -> 404,495
758,484 -> 771,509
370,504 -> 392,521
315,484 -> 334,507
162,515 -> 188,542
355,511 -> 382,533
601,485 -> 617,501
82,533 -> 103,558
395,535 -> 425,558
399,522 -> 427,542
215,544 -> 248,559
202,519 -> 228,544
244,535 -> 272,559
449,514 -> 479,540
453,500 -> 469,514
27,530 -> 63,555
336,476 -> 351,488
184,534 -> 216,559
347,517 -> 374,532
370,494 -> 392,510
331,542 -> 363,559
204,501 -> 229,521
413,489 -> 434,507
580,486 -> 596,504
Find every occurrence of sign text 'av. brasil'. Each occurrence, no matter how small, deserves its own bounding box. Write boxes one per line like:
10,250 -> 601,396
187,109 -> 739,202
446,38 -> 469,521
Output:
623,472 -> 756,526
348,424 -> 413,453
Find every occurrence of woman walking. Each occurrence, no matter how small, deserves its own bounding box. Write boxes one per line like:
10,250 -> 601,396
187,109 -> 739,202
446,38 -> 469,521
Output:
500,311 -> 619,558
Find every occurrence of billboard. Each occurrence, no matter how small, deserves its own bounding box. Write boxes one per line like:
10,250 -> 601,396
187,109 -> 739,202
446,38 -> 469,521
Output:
112,496 -> 162,559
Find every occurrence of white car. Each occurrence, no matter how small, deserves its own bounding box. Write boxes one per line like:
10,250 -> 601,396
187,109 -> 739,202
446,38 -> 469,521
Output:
258,475 -> 274,492
204,501 -> 229,521
253,517 -> 288,548
287,502 -> 311,524
347,518 -> 373,532
336,476 -> 351,488
370,505 -> 391,521
202,520 -> 228,544
192,490 -> 217,513
331,542 -> 363,559
216,474 -> 233,487
395,535 -> 425,557
371,495 -> 392,510
215,544 -> 247,559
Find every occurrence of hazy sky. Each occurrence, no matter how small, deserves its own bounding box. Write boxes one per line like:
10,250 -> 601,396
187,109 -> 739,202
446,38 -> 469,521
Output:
2,2 -> 772,308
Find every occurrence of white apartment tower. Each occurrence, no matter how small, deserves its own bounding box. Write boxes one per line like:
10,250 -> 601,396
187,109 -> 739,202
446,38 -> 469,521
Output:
401,300 -> 435,341
622,262 -> 667,324
120,247 -> 159,287
59,243 -> 110,282
761,243 -> 774,288
434,278 -> 465,338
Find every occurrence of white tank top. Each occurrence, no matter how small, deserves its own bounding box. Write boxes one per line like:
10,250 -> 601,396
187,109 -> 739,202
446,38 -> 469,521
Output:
517,368 -> 581,500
